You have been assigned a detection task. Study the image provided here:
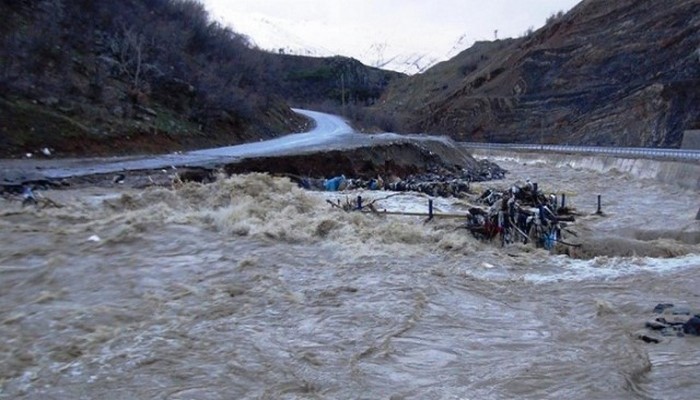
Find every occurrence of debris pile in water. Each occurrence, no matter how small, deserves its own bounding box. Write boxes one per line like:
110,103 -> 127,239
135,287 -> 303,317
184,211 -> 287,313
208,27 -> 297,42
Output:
638,303 -> 700,343
298,165 -> 479,198
316,176 -> 580,252
464,180 -> 578,250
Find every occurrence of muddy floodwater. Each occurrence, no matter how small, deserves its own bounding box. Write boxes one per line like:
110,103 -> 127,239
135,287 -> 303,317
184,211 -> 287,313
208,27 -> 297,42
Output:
1,156 -> 699,399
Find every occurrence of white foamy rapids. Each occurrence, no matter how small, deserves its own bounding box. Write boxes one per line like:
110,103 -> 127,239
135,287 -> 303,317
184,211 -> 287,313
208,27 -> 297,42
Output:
163,176 -> 481,256
2,172 -> 700,399
20,172 -> 693,283
463,253 -> 700,284
480,151 -> 700,191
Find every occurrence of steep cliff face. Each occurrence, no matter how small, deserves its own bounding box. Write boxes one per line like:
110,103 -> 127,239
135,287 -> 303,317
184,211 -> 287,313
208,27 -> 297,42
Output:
380,0 -> 700,147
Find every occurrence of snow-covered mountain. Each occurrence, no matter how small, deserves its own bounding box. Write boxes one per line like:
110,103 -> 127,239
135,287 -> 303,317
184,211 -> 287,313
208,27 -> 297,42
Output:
358,35 -> 471,74
236,16 -> 335,58
227,14 -> 471,75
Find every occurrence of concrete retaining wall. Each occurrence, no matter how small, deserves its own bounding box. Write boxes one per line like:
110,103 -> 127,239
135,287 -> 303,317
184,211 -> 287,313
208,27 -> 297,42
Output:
682,130 -> 700,150
468,149 -> 700,191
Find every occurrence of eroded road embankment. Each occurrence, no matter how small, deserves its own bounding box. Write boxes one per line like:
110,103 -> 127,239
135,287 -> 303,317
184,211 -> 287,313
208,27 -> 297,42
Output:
0,109 -> 503,191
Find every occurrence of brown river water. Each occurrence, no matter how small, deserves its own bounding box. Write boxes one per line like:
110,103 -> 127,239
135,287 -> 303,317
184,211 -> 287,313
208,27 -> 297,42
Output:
1,156 -> 699,399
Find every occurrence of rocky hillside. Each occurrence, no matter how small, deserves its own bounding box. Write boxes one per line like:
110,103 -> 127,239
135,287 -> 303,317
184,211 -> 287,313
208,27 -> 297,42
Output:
379,0 -> 700,147
257,54 -> 403,108
0,0 -> 401,158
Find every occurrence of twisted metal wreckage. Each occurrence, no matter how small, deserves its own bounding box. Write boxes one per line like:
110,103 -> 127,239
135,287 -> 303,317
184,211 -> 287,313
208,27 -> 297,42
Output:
305,175 -> 580,250
465,180 -> 578,250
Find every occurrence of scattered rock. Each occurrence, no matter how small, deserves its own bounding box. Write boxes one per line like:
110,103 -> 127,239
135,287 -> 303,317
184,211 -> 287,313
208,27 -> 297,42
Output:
637,334 -> 661,344
176,168 -> 215,184
641,304 -> 700,342
682,316 -> 700,336
653,303 -> 674,314
112,174 -> 126,184
672,307 -> 691,316
645,319 -> 669,330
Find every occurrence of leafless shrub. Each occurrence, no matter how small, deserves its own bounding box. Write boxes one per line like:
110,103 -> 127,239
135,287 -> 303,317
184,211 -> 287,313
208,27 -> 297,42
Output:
546,10 -> 566,25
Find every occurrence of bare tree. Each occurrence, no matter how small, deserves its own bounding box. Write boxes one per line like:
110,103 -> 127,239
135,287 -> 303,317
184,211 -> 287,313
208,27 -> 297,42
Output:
110,26 -> 146,90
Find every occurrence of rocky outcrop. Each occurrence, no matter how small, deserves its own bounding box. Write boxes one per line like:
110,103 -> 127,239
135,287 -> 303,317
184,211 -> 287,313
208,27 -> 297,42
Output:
380,0 -> 700,148
258,54 -> 403,107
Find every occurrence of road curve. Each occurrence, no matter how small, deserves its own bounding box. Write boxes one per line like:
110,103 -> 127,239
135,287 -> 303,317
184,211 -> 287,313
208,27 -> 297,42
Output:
0,109 -> 358,181
188,109 -> 355,158
0,109 -> 455,183
5,108 -> 693,184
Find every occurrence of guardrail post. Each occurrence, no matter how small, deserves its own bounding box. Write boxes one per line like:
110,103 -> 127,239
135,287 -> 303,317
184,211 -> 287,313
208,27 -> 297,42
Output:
596,195 -> 602,214
428,199 -> 434,220
357,195 -> 362,210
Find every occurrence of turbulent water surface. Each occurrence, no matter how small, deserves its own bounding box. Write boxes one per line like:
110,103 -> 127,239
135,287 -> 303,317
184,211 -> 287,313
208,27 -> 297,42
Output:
1,156 -> 699,399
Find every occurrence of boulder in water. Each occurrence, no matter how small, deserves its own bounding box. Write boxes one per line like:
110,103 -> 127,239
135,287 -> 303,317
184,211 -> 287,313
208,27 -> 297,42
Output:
637,334 -> 661,344
641,304 -> 700,341
682,316 -> 700,336
653,303 -> 675,314
645,319 -> 669,330
176,168 -> 215,183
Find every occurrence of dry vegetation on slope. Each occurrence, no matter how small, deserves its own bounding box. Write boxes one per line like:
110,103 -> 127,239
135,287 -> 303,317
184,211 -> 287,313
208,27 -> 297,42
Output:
0,0 -> 402,157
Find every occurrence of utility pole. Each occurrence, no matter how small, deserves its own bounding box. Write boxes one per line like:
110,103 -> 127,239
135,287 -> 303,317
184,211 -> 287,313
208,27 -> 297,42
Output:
340,72 -> 346,115
533,111 -> 544,149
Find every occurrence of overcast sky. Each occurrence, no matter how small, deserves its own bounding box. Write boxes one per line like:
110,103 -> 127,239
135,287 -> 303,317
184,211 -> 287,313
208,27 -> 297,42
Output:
201,0 -> 581,67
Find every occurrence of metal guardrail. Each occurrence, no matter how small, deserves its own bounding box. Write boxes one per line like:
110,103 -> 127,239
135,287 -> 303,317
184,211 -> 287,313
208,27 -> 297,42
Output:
460,142 -> 700,161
